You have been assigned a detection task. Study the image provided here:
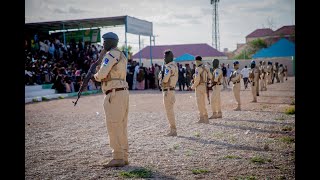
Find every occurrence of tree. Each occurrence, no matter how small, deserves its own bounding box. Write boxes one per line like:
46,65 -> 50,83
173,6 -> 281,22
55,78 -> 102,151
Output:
248,38 -> 267,55
233,39 -> 267,59
119,45 -> 133,59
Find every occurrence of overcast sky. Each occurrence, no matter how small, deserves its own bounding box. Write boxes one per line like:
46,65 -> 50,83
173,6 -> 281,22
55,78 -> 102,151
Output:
25,0 -> 295,53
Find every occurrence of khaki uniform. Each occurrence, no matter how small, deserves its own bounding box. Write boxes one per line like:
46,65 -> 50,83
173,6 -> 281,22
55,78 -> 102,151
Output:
266,65 -> 272,84
191,65 -> 212,122
284,67 -> 288,81
260,65 -> 267,91
256,64 -> 261,95
159,62 -> 178,134
94,48 -> 129,162
278,66 -> 284,83
273,65 -> 280,83
230,69 -> 241,110
210,68 -> 223,118
249,67 -> 260,102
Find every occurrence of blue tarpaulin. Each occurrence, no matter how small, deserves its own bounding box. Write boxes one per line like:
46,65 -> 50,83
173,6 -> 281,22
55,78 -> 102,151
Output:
252,38 -> 295,58
174,53 -> 195,62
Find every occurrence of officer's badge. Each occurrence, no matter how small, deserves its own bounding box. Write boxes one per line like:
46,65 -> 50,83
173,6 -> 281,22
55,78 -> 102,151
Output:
215,71 -> 219,76
103,58 -> 109,66
195,70 -> 198,75
165,68 -> 169,75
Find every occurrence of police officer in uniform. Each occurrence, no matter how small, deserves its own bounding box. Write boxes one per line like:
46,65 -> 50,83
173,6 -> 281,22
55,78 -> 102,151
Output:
158,50 -> 179,136
266,61 -> 273,85
230,61 -> 241,111
249,60 -> 259,102
256,61 -> 262,96
191,56 -> 212,123
278,64 -> 284,83
260,61 -> 267,91
273,62 -> 280,83
94,32 -> 129,167
209,59 -> 223,119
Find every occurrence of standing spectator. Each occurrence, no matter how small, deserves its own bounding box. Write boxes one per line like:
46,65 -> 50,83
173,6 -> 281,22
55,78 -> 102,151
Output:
185,64 -> 192,91
148,67 -> 155,89
221,63 -> 227,89
284,65 -> 288,81
178,64 -> 186,91
126,60 -> 134,90
154,63 -> 160,89
133,62 -> 139,90
241,65 -> 250,89
136,66 -> 145,90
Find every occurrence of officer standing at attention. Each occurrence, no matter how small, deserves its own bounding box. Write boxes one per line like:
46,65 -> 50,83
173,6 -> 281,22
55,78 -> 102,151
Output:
260,61 -> 267,91
230,61 -> 241,111
256,61 -> 262,96
278,64 -> 285,83
266,61 -> 273,85
158,50 -> 179,136
248,60 -> 260,103
273,62 -> 280,83
191,55 -> 212,123
209,59 -> 223,119
94,32 -> 130,167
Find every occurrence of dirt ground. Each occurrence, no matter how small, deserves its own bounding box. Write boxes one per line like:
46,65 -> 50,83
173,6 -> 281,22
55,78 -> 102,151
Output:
25,77 -> 295,180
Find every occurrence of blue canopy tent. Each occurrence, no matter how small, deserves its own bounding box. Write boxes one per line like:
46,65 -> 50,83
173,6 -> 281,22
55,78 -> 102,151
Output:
252,38 -> 295,58
174,53 -> 195,62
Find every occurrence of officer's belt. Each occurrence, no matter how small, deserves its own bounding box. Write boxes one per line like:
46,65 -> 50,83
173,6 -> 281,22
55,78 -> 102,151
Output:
105,87 -> 127,95
101,78 -> 125,82
213,83 -> 221,86
233,81 -> 240,84
162,87 -> 175,91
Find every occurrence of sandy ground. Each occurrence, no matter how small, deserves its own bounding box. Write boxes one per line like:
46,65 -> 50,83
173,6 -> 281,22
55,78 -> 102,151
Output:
25,77 -> 295,180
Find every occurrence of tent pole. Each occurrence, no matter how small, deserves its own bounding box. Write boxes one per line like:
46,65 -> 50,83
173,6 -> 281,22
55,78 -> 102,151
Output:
63,23 -> 66,47
150,36 -> 152,66
125,16 -> 128,59
139,35 -> 141,65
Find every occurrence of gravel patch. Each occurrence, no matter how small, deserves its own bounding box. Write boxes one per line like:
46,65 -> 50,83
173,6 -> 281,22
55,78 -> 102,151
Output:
26,77 -> 295,179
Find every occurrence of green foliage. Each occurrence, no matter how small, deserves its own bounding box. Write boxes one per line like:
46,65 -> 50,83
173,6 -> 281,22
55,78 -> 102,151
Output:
58,96 -> 64,99
233,50 -> 251,59
194,132 -> 200,137
290,98 -> 295,105
235,176 -> 257,180
42,97 -> 49,101
249,38 -> 267,51
281,126 -> 293,131
119,168 -> 152,178
224,155 -> 241,159
234,38 -> 267,59
32,98 -> 39,102
191,169 -> 209,174
173,144 -> 180,150
284,106 -> 295,115
279,136 -> 295,143
250,156 -> 271,164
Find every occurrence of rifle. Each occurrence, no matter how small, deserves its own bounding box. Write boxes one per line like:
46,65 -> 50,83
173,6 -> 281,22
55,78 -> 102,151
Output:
72,49 -> 106,106
206,81 -> 211,104
160,63 -> 165,89
228,72 -> 235,86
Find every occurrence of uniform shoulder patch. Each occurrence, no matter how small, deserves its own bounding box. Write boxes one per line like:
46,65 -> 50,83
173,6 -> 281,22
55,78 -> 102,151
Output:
103,57 -> 109,65
165,68 -> 170,75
